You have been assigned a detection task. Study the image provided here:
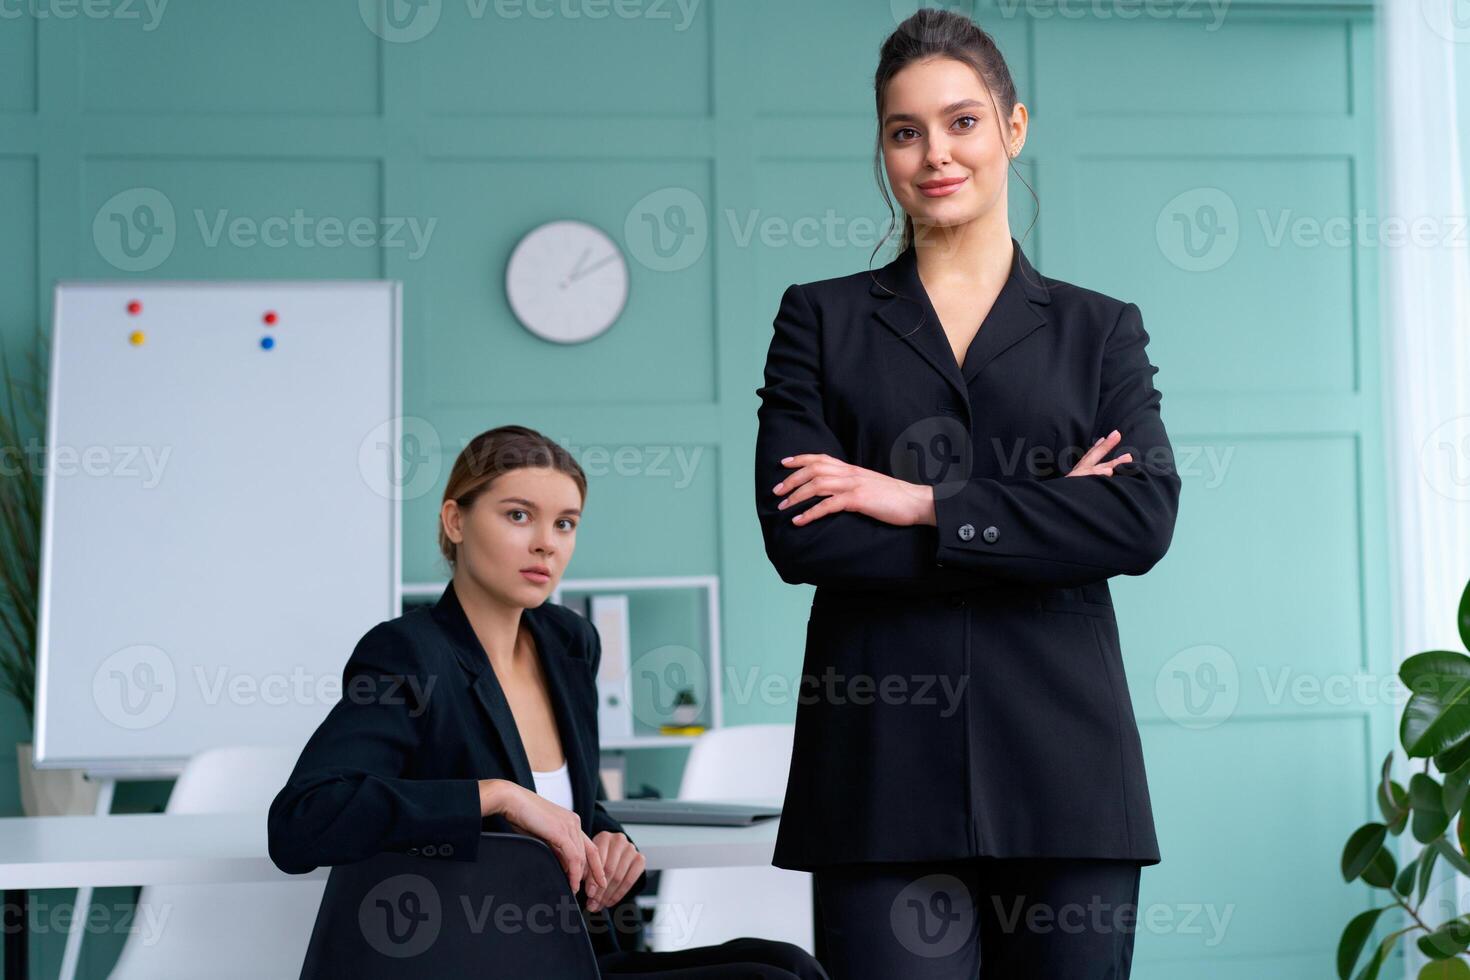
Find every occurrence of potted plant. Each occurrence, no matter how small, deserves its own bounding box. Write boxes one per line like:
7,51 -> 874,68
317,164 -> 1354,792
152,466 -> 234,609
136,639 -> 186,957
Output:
1339,576 -> 1470,978
0,324 -> 99,816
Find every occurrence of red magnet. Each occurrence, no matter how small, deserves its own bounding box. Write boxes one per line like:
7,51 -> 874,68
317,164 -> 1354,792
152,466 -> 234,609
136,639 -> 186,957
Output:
263,311 -> 278,325
127,301 -> 142,315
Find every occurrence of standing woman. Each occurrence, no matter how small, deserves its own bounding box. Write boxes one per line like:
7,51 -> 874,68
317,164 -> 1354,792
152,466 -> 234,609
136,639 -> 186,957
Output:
753,10 -> 1181,979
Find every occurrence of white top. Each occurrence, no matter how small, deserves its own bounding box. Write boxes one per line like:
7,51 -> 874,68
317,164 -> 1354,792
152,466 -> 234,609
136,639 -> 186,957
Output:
532,760 -> 575,811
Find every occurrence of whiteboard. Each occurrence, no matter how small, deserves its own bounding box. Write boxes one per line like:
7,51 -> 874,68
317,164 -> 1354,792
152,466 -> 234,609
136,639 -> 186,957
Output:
34,281 -> 402,775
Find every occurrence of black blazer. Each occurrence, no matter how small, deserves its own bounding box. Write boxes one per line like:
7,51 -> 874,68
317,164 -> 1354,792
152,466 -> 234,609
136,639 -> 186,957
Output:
754,237 -> 1180,871
267,580 -> 648,956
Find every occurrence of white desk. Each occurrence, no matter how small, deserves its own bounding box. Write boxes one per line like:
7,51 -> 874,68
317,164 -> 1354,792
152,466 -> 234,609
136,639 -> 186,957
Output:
0,806 -> 783,890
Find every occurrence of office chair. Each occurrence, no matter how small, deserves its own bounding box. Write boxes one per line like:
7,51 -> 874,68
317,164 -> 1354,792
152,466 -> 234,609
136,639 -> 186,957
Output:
647,723 -> 814,954
108,745 -> 325,980
298,831 -> 601,979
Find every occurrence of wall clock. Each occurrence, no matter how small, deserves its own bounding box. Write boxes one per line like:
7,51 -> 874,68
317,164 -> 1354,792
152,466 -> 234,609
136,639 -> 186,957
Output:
505,220 -> 629,344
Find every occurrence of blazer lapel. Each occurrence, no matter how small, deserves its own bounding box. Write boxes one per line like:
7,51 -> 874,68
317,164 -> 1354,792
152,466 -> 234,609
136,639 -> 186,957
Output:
870,236 -> 1052,405
431,582 -> 588,819
960,240 -> 1050,384
871,243 -> 970,410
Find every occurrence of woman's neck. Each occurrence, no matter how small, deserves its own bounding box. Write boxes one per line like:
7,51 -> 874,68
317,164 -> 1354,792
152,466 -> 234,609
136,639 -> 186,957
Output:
912,216 -> 1012,289
452,570 -> 527,672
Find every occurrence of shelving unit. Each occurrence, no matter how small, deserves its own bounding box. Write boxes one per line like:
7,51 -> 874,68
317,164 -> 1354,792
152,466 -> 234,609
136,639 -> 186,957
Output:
400,575 -> 723,749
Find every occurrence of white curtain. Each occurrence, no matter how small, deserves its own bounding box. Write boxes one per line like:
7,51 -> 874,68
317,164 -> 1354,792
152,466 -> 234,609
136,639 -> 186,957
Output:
1377,1 -> 1470,972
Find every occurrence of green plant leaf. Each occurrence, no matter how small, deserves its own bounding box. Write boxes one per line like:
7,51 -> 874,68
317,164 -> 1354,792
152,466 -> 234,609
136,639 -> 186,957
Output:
1435,838 -> 1470,877
1415,773 -> 1454,843
1461,811 -> 1470,864
1382,754 -> 1412,833
1397,854 -> 1422,897
1345,824 -> 1390,881
1458,579 -> 1470,655
1417,953 -> 1470,978
1339,906 -> 1391,979
1420,845 -> 1441,906
1363,847 -> 1399,889
1401,651 -> 1470,758
1439,738 -> 1470,776
1356,929 -> 1410,980
1418,916 -> 1470,960
1445,759 -> 1470,819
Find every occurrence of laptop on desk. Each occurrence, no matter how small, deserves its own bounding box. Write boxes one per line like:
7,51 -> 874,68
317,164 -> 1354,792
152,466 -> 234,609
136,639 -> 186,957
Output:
600,799 -> 782,827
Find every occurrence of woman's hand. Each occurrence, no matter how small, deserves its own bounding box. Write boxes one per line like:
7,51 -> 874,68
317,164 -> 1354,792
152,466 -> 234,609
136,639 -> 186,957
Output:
480,778 -> 607,902
584,831 -> 646,913
773,429 -> 1134,527
1064,429 -> 1133,478
772,454 -> 933,527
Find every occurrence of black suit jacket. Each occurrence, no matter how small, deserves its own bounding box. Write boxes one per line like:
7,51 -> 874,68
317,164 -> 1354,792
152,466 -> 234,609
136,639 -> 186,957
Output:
754,238 -> 1180,870
267,580 -> 648,956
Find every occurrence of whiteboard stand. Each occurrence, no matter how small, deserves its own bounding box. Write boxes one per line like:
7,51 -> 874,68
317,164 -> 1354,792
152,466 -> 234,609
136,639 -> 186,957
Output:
57,775 -> 117,980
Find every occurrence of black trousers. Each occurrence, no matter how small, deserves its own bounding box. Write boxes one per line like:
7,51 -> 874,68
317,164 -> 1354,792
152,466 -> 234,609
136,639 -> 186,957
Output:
812,856 -> 1142,979
597,936 -> 830,979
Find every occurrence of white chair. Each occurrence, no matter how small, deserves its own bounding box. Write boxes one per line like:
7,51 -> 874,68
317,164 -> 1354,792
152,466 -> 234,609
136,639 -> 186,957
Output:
107,744 -> 325,980
646,723 -> 814,954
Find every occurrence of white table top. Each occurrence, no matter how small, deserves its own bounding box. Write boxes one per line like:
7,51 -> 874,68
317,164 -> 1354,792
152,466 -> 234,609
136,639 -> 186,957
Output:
0,804 -> 783,890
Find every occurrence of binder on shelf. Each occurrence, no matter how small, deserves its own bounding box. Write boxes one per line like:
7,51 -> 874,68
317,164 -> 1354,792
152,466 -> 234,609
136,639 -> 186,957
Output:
590,593 -> 634,739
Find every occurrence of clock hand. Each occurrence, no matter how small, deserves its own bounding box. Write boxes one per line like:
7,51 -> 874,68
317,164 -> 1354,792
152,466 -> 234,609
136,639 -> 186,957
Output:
566,252 -> 618,284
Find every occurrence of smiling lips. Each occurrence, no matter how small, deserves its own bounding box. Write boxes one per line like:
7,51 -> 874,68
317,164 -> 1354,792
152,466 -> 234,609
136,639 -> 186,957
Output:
918,176 -> 967,197
521,565 -> 550,583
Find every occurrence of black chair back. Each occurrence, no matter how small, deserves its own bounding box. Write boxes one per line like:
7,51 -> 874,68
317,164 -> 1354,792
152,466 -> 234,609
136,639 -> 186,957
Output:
298,832 -> 601,978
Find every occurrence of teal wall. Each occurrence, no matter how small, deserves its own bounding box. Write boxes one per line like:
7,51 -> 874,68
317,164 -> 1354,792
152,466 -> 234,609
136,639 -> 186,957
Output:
0,1 -> 1394,977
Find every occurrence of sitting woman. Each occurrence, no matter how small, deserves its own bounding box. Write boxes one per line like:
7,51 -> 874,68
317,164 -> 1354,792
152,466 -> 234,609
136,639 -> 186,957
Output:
268,424 -> 826,980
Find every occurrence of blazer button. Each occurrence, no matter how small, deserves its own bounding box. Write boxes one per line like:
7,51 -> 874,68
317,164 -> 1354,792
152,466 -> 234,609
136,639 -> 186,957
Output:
406,847 -> 420,856
982,525 -> 999,544
958,523 -> 976,541
422,844 -> 438,857
442,843 -> 454,856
